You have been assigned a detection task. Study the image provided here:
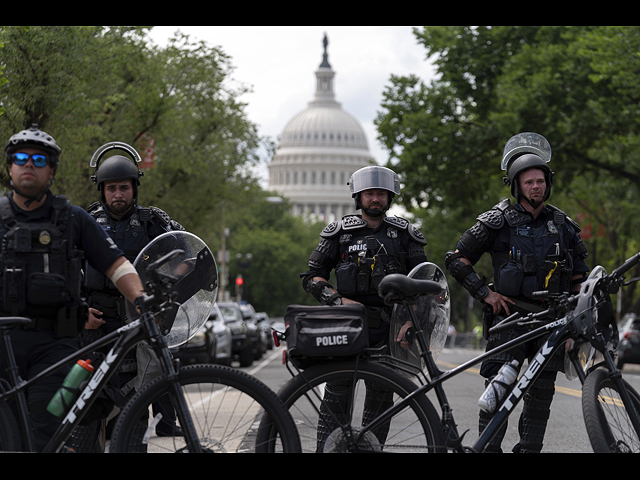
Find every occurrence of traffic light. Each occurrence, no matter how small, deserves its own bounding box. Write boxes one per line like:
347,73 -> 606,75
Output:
235,274 -> 244,301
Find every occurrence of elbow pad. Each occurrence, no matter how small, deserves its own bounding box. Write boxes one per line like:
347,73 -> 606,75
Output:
444,251 -> 489,301
302,274 -> 343,305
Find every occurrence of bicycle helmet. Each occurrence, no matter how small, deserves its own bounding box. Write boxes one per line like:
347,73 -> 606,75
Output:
5,124 -> 61,169
348,165 -> 400,217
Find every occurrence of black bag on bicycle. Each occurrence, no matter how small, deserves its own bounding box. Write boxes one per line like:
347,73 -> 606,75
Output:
284,304 -> 369,368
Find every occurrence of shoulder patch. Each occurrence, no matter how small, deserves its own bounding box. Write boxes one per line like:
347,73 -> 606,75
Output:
383,216 -> 427,245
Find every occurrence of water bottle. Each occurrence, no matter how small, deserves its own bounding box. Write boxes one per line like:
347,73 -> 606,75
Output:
478,360 -> 519,413
47,359 -> 94,417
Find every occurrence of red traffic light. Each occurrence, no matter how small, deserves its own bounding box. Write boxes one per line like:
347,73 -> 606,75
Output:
235,274 -> 244,286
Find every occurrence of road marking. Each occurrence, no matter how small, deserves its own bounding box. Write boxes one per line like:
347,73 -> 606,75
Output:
438,360 -> 583,398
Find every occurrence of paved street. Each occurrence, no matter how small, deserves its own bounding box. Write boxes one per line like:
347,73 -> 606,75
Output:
241,345 -> 640,453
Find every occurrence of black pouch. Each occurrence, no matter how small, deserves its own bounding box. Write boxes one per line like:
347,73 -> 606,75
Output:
284,303 -> 369,369
336,262 -> 358,296
497,262 -> 523,297
28,272 -> 68,306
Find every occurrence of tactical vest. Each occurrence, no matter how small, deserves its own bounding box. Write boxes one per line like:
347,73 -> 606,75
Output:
84,204 -> 152,292
0,195 -> 84,317
482,202 -> 575,297
323,215 -> 426,297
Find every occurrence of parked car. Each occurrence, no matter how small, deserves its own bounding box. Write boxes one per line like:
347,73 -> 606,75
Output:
255,312 -> 274,350
218,301 -> 255,367
175,321 -> 216,365
617,313 -> 640,368
210,303 -> 232,365
240,303 -> 268,359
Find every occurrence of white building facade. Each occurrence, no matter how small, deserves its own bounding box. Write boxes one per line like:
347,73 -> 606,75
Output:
268,35 -> 375,222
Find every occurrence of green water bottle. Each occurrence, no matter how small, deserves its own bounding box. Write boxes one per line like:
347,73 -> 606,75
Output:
47,359 -> 94,417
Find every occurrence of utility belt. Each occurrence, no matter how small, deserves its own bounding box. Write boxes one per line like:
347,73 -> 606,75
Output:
14,304 -> 88,338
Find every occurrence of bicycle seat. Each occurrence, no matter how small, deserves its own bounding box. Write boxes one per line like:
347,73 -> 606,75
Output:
378,274 -> 443,304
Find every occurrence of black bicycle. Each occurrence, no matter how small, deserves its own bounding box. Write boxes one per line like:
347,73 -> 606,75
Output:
0,233 -> 300,453
260,255 -> 640,453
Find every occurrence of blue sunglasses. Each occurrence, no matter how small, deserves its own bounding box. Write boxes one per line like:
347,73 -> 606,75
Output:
11,152 -> 50,168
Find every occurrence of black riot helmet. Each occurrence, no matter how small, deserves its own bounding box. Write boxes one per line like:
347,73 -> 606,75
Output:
90,142 -> 143,205
5,123 -> 61,169
348,165 -> 401,217
501,133 -> 553,208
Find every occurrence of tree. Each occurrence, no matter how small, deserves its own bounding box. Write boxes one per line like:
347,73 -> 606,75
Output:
376,26 -> 640,326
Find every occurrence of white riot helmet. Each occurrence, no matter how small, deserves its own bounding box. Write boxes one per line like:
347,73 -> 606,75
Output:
501,132 -> 553,207
348,165 -> 400,217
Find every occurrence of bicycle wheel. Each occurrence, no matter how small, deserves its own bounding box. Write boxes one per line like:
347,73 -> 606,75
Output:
257,360 -> 445,453
109,364 -> 301,453
582,367 -> 640,453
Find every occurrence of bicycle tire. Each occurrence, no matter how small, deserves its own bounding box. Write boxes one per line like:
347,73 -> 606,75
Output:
109,364 -> 301,453
257,360 -> 445,453
0,399 -> 21,451
582,367 -> 640,453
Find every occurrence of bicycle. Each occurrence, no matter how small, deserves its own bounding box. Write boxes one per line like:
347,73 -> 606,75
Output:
0,232 -> 301,453
259,256 -> 640,453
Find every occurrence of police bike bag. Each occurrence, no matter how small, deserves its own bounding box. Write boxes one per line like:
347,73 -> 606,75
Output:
284,303 -> 369,368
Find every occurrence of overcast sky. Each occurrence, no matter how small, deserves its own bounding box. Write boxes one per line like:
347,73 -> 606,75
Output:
147,26 -> 436,186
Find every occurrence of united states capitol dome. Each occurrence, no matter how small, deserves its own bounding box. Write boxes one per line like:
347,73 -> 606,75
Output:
268,34 -> 375,221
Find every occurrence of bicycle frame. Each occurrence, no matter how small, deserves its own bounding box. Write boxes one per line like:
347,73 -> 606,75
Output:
330,305 -> 640,453
0,306 -> 201,453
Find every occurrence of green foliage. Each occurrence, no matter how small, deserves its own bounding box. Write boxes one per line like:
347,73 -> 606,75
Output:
0,26 -> 298,316
377,26 -> 640,326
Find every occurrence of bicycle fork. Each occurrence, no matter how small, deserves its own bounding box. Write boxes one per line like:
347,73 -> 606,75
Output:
147,322 -> 203,453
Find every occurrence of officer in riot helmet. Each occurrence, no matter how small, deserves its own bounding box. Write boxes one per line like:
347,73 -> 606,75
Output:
68,142 -> 185,451
0,125 -> 144,451
302,165 -> 429,450
445,132 -> 589,453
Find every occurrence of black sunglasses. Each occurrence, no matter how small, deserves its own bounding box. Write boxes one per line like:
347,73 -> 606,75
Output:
11,152 -> 50,168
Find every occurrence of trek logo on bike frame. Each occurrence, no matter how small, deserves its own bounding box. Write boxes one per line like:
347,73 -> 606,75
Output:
499,317 -> 567,413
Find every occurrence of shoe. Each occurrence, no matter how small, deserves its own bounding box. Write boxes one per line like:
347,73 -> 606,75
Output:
156,424 -> 185,437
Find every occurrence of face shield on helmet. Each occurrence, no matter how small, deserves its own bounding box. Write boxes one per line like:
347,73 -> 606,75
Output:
90,142 -> 143,205
501,132 -> 551,172
501,133 -> 553,207
348,166 -> 400,217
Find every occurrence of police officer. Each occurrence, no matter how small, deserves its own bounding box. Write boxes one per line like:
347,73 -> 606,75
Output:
70,144 -> 185,451
445,132 -> 589,453
302,165 -> 429,450
0,125 -> 144,451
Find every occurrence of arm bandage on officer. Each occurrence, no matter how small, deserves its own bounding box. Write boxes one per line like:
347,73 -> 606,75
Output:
109,259 -> 138,284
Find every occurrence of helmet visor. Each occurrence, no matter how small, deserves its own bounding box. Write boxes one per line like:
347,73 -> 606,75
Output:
90,142 -> 142,168
348,166 -> 400,195
501,132 -> 551,171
